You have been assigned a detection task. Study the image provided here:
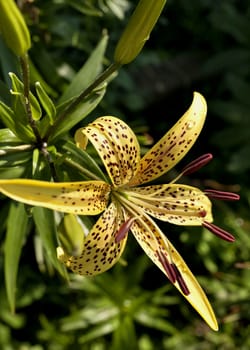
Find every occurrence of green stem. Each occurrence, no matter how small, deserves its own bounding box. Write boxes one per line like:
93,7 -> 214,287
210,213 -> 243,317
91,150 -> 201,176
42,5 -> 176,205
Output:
46,62 -> 121,141
20,55 -> 60,181
19,54 -> 42,144
40,143 -> 59,181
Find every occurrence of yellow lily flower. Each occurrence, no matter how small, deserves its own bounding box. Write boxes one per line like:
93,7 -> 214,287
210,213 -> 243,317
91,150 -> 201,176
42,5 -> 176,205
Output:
0,92 -> 239,330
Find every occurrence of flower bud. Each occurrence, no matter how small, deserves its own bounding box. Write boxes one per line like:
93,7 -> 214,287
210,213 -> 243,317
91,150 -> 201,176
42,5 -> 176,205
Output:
0,0 -> 31,56
114,0 -> 167,64
58,214 -> 85,257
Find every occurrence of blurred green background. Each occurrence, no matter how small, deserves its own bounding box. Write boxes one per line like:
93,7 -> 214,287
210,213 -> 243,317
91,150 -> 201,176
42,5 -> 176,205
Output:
0,0 -> 249,349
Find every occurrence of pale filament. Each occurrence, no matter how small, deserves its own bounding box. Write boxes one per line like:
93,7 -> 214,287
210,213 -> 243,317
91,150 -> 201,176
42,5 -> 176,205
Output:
114,191 -> 178,263
123,192 -> 205,218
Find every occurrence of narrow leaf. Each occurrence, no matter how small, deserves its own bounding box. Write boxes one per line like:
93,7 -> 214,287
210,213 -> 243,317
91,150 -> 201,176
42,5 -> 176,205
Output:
9,72 -> 42,121
35,81 -> 56,125
59,139 -> 108,182
4,202 -> 29,312
32,207 -> 68,279
0,128 -> 22,144
0,101 -> 35,142
59,34 -> 108,103
48,84 -> 106,141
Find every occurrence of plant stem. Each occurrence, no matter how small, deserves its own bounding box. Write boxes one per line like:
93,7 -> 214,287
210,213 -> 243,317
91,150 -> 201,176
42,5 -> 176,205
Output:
20,55 -> 60,181
46,62 -> 121,141
40,143 -> 59,181
19,54 -> 42,144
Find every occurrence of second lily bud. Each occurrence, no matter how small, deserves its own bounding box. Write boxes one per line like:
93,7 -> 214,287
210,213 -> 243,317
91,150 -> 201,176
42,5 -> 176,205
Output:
114,0 -> 167,65
0,0 -> 31,56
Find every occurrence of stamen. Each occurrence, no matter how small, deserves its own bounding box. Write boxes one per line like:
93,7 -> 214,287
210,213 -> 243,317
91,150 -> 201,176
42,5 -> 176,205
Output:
156,250 -> 177,284
182,153 -> 213,176
127,194 -> 209,218
171,263 -> 190,295
115,217 -> 135,243
204,189 -> 240,201
202,221 -> 235,242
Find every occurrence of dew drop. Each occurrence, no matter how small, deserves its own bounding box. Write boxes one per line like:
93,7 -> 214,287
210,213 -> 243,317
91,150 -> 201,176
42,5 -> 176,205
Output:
187,120 -> 195,130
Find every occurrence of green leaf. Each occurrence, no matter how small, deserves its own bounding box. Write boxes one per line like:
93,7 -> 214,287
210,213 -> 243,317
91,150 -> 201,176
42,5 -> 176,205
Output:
0,128 -> 22,144
0,129 -> 32,176
111,316 -> 137,350
47,84 -> 106,141
134,305 -> 177,333
0,151 -> 32,167
32,148 -> 40,177
59,33 -> 108,103
29,59 -> 58,98
9,72 -> 42,121
0,166 -> 27,179
79,319 -> 118,344
32,207 -> 68,279
0,101 -> 16,132
68,0 -> 102,16
4,202 -> 29,313
59,139 -> 108,182
0,101 -> 35,142
35,81 -> 56,125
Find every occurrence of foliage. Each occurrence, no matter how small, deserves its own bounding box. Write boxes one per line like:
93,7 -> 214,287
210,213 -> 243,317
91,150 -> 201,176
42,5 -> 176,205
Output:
0,0 -> 249,349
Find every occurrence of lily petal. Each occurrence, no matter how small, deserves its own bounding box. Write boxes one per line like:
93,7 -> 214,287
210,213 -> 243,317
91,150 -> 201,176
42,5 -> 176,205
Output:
75,116 -> 141,187
130,213 -> 218,331
0,179 -> 110,215
60,202 -> 127,275
129,92 -> 207,186
125,184 -> 213,225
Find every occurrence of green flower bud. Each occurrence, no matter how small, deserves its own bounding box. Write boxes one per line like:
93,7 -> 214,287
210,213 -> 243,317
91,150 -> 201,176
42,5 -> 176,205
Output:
58,214 -> 85,257
114,0 -> 167,64
0,0 -> 31,56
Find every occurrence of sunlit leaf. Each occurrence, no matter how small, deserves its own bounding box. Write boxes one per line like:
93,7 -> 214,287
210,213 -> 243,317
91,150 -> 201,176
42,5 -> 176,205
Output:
9,72 -> 42,121
35,81 -> 56,125
0,101 -> 35,142
79,319 -> 118,344
47,84 -> 106,141
59,34 -> 108,103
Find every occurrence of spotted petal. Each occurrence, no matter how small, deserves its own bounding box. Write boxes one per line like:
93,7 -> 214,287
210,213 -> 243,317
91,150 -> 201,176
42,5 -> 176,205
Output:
129,92 -> 207,186
59,202 -> 127,275
124,184 -> 213,225
75,116 -> 141,187
0,179 -> 110,215
130,213 -> 218,331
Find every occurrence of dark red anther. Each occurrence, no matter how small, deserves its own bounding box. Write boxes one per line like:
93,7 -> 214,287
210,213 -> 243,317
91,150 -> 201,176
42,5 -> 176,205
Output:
182,153 -> 213,176
171,264 -> 190,295
202,221 -> 235,242
156,250 -> 177,284
204,189 -> 240,201
115,217 -> 134,243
